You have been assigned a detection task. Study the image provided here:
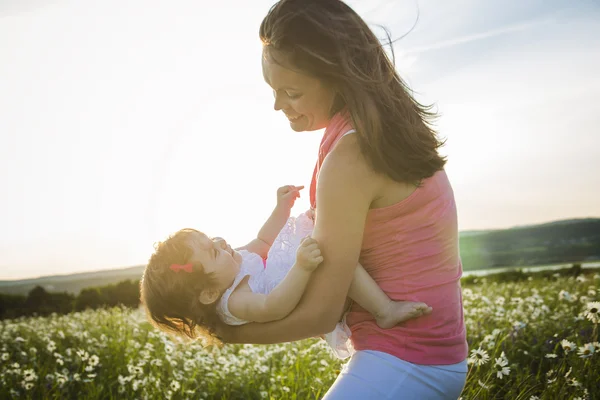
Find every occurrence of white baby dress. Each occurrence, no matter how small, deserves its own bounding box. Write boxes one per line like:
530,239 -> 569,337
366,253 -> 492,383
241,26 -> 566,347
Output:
215,211 -> 354,359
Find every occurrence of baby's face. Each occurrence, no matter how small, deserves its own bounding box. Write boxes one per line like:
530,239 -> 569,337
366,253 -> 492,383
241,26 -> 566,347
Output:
187,231 -> 242,291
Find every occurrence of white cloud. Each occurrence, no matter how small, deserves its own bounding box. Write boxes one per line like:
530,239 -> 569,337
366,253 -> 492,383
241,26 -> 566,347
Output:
401,18 -> 555,54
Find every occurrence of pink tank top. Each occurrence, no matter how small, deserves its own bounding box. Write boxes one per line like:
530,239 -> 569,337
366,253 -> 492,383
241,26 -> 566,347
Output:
311,112 -> 468,365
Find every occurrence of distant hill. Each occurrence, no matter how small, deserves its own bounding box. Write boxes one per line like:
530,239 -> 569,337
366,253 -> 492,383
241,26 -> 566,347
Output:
0,265 -> 145,296
459,218 -> 600,270
1,218 -> 599,295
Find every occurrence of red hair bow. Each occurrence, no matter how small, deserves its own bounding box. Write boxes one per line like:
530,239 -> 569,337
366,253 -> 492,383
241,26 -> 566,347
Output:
170,263 -> 193,273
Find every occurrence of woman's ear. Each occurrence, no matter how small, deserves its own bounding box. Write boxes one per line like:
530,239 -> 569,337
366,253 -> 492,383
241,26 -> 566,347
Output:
198,288 -> 220,305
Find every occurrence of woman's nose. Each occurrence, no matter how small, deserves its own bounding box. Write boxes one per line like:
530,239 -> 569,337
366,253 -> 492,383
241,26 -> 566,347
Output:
273,92 -> 285,111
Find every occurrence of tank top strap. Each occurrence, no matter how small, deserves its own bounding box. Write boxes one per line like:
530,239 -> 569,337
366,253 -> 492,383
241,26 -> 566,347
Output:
309,112 -> 355,209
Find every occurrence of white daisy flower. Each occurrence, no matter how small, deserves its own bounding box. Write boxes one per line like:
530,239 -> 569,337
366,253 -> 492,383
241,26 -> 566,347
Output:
513,321 -> 527,331
577,343 -> 595,358
132,379 -> 141,391
469,348 -> 490,366
23,369 -> 37,382
559,290 -> 576,302
88,355 -> 99,367
150,359 -> 163,367
494,356 -> 510,379
56,375 -> 67,387
584,301 -> 600,324
560,339 -> 576,353
568,378 -> 582,387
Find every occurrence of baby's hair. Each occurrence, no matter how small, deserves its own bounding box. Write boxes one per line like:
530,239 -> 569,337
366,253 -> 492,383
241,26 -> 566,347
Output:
140,228 -> 222,346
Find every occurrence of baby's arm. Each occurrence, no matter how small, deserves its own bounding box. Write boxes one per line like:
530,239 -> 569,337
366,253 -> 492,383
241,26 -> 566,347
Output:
348,263 -> 432,328
236,185 -> 303,259
228,237 -> 322,322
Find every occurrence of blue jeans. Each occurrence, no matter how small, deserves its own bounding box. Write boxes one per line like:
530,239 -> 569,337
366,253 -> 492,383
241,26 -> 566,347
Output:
323,350 -> 467,399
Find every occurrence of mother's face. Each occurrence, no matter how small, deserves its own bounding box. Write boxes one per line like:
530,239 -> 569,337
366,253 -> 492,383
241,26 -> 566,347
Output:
262,49 -> 336,132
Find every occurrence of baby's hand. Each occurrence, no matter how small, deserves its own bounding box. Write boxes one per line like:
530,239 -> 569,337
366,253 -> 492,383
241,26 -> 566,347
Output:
295,237 -> 323,271
276,185 -> 304,211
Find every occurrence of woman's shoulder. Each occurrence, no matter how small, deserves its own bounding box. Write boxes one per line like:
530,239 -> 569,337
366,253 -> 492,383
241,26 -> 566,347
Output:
323,133 -> 382,189
328,132 -> 364,167
315,133 -> 383,214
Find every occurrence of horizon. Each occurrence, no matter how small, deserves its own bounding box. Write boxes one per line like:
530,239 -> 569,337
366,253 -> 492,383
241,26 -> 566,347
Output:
1,0 -> 599,280
2,215 -> 598,282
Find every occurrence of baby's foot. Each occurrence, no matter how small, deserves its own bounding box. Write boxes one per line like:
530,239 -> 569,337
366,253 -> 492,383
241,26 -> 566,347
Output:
375,301 -> 432,329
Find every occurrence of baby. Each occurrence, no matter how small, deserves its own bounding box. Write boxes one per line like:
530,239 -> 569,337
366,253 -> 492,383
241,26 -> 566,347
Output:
141,185 -> 431,357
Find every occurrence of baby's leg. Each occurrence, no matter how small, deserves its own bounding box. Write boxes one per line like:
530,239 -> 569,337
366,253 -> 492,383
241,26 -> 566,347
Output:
347,263 -> 432,329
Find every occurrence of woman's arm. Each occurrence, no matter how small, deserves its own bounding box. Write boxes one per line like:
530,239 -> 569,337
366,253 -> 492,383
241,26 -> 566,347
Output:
219,137 -> 379,343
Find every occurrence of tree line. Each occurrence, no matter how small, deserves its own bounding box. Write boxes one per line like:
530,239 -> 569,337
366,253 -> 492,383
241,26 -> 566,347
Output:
0,279 -> 140,320
460,219 -> 600,270
1,263 -> 596,320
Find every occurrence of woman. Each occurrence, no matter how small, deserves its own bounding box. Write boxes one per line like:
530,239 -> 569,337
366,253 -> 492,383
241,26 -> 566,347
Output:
218,0 -> 468,398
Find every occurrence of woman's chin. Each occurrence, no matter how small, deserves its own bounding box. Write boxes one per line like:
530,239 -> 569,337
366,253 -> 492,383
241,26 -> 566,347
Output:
290,124 -> 306,132
286,115 -> 309,131
291,121 -> 317,132
288,117 -> 324,132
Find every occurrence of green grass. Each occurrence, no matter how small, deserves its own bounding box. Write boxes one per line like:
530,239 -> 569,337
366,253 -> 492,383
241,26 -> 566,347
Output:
1,269 -> 599,399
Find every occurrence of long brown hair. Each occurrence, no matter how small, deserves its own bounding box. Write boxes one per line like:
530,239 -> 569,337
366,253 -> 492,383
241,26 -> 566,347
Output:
140,228 -> 221,345
260,0 -> 446,184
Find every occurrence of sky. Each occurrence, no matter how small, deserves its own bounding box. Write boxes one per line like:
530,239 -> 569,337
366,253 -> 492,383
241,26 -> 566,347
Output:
1,0 -> 599,280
